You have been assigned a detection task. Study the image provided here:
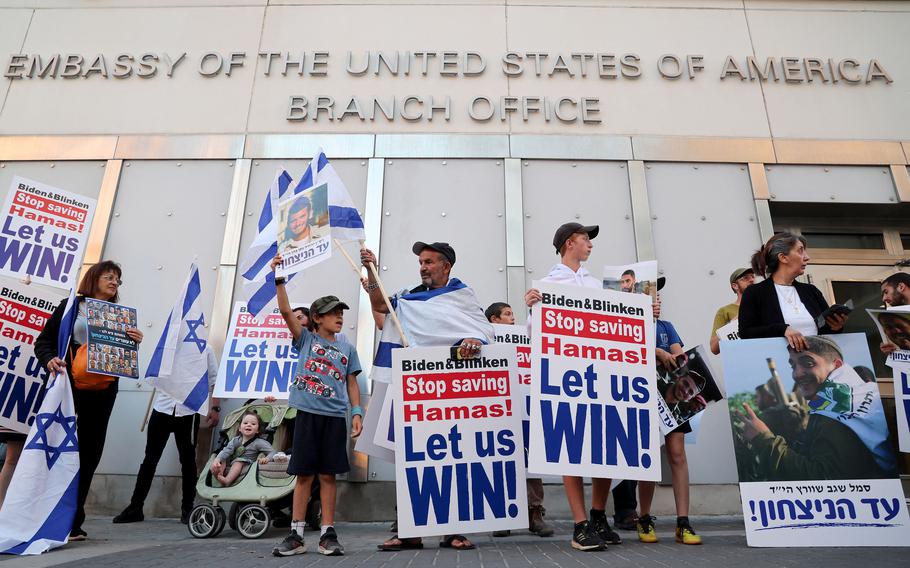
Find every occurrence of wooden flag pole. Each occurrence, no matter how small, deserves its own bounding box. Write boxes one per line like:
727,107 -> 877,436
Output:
140,388 -> 156,432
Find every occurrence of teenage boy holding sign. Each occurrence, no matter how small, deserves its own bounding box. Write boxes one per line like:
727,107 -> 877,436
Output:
524,223 -> 622,551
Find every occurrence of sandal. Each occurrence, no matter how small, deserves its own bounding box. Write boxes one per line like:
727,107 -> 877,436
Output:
377,535 -> 424,551
439,534 -> 475,550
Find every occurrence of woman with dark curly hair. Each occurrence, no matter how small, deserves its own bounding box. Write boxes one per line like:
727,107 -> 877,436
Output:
34,260 -> 143,541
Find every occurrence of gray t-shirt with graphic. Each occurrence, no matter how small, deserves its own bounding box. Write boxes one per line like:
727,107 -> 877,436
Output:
290,331 -> 362,418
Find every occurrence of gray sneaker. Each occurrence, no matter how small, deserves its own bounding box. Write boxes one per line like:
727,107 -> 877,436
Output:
318,527 -> 344,556
272,530 -> 306,556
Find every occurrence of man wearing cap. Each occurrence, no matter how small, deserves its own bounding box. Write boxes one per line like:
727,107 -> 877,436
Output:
735,335 -> 896,481
709,268 -> 756,355
525,222 -> 623,552
360,241 -> 494,551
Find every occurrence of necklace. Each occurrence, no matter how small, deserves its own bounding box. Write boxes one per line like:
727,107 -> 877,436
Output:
777,284 -> 801,315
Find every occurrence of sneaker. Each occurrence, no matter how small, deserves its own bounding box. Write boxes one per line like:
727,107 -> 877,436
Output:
318,527 -> 344,556
614,512 -> 639,531
113,505 -> 144,524
272,530 -> 307,556
570,520 -> 605,552
590,510 -> 622,545
675,519 -> 702,545
528,506 -> 554,537
637,515 -> 658,544
179,508 -> 191,525
492,530 -> 511,537
68,528 -> 88,541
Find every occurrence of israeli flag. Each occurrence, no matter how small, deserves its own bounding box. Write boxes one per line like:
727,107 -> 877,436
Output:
372,279 -> 495,383
0,289 -> 79,555
145,264 -> 211,414
239,150 -> 366,317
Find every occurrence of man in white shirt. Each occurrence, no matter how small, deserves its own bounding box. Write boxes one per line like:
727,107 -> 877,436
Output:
113,346 -> 220,524
524,222 -> 621,552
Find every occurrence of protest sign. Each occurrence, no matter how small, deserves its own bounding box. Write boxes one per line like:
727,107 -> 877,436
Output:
655,345 -> 723,435
0,280 -> 65,433
893,366 -> 910,453
86,298 -> 139,379
493,324 -> 532,456
867,308 -> 910,367
527,281 -> 660,480
0,176 -> 96,289
722,333 -> 909,546
393,345 -> 528,538
373,384 -> 396,451
716,319 -> 740,342
214,302 -> 298,399
355,380 -> 395,463
275,183 -> 331,278
603,260 -> 660,296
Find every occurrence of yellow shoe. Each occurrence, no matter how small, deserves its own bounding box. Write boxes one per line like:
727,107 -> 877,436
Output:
637,515 -> 659,543
675,522 -> 702,545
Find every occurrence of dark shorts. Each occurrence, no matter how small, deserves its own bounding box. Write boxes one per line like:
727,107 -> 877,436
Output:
669,420 -> 693,435
0,431 -> 26,443
287,410 -> 350,476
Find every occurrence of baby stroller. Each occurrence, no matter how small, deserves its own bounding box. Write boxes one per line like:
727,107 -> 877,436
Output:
187,401 -> 317,539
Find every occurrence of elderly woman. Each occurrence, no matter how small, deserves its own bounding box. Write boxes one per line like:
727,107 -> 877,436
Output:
738,233 -> 847,350
35,261 -> 143,541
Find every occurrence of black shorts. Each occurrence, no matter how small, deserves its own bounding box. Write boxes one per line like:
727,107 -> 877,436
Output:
287,411 -> 350,476
669,420 -> 693,435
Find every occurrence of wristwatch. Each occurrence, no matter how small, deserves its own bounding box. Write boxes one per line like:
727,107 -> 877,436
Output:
274,277 -> 287,285
212,405 -> 221,412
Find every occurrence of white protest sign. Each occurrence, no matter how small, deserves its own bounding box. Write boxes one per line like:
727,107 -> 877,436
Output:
867,307 -> 910,367
213,302 -> 298,399
393,345 -> 528,538
528,281 -> 660,480
275,183 -> 332,278
893,366 -> 910,453
0,177 -> 96,289
716,319 -> 740,342
0,280 -> 65,433
492,324 -> 531,421
373,385 -> 396,451
355,380 -> 395,463
740,479 -> 910,547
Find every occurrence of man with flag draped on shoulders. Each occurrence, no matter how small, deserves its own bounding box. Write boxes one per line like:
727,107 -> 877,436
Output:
360,241 -> 494,552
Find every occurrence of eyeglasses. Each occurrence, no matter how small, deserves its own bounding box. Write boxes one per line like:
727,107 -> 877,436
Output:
100,274 -> 123,286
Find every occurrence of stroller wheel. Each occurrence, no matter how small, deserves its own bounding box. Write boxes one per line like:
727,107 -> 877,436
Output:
236,504 -> 271,539
212,506 -> 227,537
187,504 -> 221,539
228,502 -> 240,531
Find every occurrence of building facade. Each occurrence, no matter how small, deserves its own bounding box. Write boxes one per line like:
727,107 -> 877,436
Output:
1,0 -> 908,518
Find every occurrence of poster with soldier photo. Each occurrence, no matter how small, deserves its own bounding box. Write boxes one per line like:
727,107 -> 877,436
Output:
603,260 -> 661,297
86,298 -> 139,379
721,333 -> 909,547
867,308 -> 910,367
275,182 -> 331,278
655,345 -> 723,435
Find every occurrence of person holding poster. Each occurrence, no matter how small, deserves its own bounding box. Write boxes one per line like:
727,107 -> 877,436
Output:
486,302 -> 555,539
709,268 -> 755,354
360,241 -> 493,552
34,261 -> 144,541
635,291 -> 703,546
739,233 -> 847,349
269,255 -> 363,557
524,222 -> 624,551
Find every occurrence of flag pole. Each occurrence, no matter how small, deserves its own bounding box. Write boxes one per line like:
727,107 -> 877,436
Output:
340,240 -> 409,348
333,238 -> 365,278
140,388 -> 156,432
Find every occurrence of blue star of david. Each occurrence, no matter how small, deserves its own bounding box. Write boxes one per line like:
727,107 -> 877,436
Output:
183,313 -> 207,354
25,404 -> 79,469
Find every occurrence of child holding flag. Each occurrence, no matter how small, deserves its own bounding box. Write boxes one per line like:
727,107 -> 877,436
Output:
269,254 -> 364,557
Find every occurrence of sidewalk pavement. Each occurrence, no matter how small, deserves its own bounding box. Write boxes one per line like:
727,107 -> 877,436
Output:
0,516 -> 905,568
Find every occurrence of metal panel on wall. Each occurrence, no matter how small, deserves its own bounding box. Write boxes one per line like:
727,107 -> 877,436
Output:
98,159 -> 235,476
646,162 -> 762,484
0,160 -> 107,205
378,159 -> 508,309
521,161 -> 636,297
766,165 -> 898,204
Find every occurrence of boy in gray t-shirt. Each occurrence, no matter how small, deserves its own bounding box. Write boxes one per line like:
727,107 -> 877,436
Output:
270,255 -> 363,558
